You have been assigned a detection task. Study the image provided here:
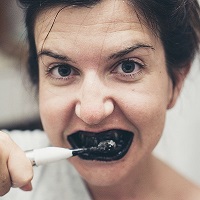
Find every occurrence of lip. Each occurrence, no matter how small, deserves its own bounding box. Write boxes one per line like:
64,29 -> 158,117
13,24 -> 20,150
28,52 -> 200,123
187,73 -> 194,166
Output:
67,129 -> 134,161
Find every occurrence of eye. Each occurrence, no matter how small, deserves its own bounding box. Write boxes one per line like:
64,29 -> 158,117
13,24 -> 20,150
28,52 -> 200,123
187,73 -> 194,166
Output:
112,58 -> 144,80
57,65 -> 71,77
47,64 -> 78,79
121,60 -> 138,73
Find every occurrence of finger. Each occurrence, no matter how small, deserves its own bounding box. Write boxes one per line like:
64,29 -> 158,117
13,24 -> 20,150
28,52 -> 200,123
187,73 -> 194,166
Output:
0,133 -> 12,196
0,131 -> 33,189
8,146 -> 33,189
0,168 -> 11,196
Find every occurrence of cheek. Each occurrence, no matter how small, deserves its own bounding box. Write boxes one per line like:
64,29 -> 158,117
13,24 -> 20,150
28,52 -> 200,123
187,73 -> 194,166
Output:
118,89 -> 169,149
127,98 -> 166,128
39,88 -> 74,146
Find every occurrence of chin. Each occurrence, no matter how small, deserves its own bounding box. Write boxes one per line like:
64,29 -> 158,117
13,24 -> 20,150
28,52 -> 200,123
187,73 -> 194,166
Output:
69,156 -> 132,187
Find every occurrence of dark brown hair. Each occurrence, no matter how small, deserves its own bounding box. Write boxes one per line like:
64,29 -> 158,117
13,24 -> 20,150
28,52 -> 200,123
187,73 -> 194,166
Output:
18,0 -> 200,87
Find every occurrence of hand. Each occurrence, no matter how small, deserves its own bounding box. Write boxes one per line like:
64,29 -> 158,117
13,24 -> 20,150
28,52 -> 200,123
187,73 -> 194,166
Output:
0,131 -> 33,196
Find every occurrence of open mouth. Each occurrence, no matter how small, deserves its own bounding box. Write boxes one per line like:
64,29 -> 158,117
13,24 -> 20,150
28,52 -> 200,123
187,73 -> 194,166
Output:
67,129 -> 134,161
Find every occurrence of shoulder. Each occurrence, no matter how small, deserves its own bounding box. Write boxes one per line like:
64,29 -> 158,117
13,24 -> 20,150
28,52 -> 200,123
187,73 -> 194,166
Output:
2,129 -> 50,150
183,183 -> 200,200
153,156 -> 200,200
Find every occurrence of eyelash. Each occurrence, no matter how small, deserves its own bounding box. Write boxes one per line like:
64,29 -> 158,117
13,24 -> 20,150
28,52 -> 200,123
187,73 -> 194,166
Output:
45,63 -> 79,81
44,58 -> 145,82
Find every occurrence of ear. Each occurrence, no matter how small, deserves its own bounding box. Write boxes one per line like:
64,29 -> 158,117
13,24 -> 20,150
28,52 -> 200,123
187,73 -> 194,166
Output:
167,64 -> 191,109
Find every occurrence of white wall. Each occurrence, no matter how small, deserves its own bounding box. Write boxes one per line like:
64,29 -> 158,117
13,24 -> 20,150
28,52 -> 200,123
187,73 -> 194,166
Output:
0,52 -> 39,127
0,0 -> 39,128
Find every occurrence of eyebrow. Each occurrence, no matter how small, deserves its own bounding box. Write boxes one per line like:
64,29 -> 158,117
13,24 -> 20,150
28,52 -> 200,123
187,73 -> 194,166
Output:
37,50 -> 71,62
109,43 -> 155,60
37,43 -> 155,61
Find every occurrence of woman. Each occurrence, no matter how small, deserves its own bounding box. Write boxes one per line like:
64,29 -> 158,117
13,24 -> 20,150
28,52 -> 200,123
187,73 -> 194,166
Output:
1,0 -> 200,199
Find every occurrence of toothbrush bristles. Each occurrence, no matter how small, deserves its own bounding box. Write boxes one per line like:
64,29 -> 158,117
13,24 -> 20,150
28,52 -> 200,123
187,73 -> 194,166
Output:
96,140 -> 116,151
72,140 -> 117,156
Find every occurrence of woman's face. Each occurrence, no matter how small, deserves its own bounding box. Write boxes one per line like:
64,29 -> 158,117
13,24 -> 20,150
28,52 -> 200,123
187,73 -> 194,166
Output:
35,0 -> 176,186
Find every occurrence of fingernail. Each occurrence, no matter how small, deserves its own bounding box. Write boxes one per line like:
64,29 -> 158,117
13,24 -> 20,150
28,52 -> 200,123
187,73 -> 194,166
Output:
20,182 -> 33,191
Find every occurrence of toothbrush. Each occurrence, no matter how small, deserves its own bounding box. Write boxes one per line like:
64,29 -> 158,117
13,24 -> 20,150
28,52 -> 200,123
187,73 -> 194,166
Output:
25,147 -> 88,166
26,140 -> 116,166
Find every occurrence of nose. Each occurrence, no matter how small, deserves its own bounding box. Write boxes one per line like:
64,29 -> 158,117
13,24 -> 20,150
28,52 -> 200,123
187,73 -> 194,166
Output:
75,76 -> 114,125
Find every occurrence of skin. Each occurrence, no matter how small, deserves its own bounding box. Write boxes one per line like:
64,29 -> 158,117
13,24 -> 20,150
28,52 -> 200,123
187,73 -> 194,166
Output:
33,0 -> 199,199
0,131 -> 33,195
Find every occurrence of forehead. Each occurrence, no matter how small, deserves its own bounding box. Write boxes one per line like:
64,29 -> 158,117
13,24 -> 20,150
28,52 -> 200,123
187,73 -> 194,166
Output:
35,0 -> 139,27
34,0 -> 158,52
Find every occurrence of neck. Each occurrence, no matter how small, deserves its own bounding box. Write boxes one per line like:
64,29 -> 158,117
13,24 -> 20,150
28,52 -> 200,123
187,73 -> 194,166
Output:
87,155 -> 161,200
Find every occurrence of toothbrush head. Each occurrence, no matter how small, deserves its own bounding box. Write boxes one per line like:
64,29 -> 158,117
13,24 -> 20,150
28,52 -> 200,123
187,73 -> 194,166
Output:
96,140 -> 117,152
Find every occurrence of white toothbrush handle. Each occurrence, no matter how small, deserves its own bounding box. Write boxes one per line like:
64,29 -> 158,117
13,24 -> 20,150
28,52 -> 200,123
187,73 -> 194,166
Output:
26,147 -> 73,166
